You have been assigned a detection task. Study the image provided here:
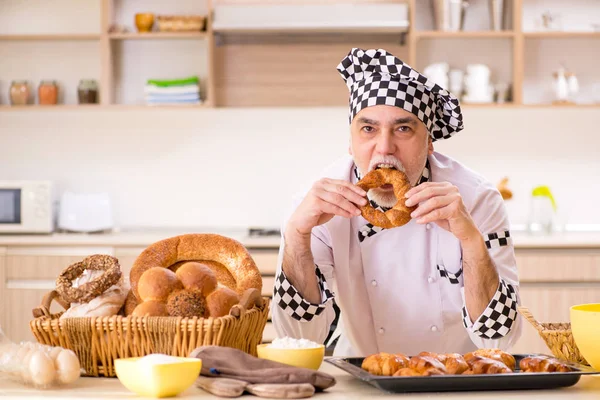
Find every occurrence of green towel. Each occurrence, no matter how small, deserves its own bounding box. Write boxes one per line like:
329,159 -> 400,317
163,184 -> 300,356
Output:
146,76 -> 199,87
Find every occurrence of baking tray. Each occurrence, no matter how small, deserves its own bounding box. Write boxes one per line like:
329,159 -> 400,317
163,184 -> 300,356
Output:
325,354 -> 598,393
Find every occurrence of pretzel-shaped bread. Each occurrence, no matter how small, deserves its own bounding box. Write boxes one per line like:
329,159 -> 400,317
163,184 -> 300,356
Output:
356,168 -> 416,229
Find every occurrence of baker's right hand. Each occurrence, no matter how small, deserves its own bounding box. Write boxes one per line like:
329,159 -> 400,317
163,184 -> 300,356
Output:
287,178 -> 368,236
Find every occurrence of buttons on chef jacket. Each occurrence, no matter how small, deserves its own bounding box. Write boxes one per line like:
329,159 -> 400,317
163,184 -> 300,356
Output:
426,223 -> 432,230
371,280 -> 378,287
431,325 -> 439,332
378,328 -> 385,335
427,276 -> 434,284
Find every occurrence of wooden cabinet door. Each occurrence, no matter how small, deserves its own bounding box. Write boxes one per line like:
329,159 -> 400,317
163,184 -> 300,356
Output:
3,246 -> 114,343
512,249 -> 600,355
511,285 -> 600,355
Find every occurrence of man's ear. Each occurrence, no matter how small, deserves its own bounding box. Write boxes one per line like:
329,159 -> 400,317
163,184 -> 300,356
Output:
428,137 -> 434,155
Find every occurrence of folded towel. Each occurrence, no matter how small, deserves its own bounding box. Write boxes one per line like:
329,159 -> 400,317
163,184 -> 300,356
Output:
189,346 -> 336,390
145,93 -> 200,102
146,76 -> 199,87
144,84 -> 200,95
145,98 -> 202,105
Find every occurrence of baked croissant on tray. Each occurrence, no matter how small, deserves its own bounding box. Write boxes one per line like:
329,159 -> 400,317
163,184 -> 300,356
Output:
360,349 -> 573,376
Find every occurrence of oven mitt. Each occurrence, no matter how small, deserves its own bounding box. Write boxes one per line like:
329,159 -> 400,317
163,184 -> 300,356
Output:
196,376 -> 315,399
189,346 -> 336,390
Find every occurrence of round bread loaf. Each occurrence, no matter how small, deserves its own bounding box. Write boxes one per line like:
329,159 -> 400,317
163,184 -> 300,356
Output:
175,262 -> 218,297
137,267 -> 183,302
132,300 -> 169,317
166,289 -> 207,317
130,234 -> 262,300
206,287 -> 240,318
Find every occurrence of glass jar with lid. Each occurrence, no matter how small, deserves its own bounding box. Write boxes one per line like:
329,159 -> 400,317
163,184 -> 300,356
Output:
77,79 -> 98,104
38,80 -> 58,105
9,81 -> 31,106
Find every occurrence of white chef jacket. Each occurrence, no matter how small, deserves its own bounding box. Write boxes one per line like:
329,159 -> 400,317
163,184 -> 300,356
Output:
271,151 -> 521,357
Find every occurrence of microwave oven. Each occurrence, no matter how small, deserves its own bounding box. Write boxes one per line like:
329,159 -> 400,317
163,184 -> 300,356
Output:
0,180 -> 53,234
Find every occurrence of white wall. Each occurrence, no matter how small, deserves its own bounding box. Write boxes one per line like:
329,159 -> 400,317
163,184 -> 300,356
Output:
1,106 -> 599,231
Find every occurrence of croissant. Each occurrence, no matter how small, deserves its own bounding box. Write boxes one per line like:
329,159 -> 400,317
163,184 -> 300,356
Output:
417,352 -> 468,375
465,349 -> 516,371
520,356 -> 573,373
408,356 -> 447,375
463,355 -> 512,375
393,367 -> 445,377
361,352 -> 410,376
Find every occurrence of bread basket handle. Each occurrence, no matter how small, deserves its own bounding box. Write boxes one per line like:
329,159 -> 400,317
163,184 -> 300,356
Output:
229,288 -> 264,318
32,290 -> 70,318
517,306 -> 545,333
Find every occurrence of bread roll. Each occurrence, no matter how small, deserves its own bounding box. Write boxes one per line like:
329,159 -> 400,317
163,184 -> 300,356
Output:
132,300 -> 169,317
130,234 -> 262,299
175,262 -> 218,297
166,289 -> 206,317
206,287 -> 240,318
138,267 -> 183,302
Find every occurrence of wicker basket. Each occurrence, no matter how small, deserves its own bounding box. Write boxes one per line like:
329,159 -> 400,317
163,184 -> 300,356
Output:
30,290 -> 270,377
157,15 -> 206,32
518,306 -> 588,365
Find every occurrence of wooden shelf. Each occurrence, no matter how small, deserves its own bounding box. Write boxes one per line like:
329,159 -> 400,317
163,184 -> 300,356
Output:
5,103 -> 598,111
108,32 -> 208,40
0,34 -> 100,41
0,104 -> 207,110
212,26 -> 408,35
416,31 -> 515,39
521,103 -> 600,108
523,31 -> 600,39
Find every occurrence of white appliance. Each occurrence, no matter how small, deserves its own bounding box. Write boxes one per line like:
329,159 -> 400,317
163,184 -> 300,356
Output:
0,180 -> 53,234
58,192 -> 114,233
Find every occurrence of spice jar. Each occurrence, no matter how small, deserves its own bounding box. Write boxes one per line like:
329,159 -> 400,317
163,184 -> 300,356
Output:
77,79 -> 98,104
9,81 -> 30,106
38,81 -> 58,105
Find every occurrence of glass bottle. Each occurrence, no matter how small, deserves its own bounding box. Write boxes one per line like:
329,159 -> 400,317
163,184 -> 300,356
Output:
77,79 -> 98,104
9,81 -> 30,106
38,80 -> 58,105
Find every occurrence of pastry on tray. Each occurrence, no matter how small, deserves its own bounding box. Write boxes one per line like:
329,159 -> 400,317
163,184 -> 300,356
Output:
361,349 -> 574,376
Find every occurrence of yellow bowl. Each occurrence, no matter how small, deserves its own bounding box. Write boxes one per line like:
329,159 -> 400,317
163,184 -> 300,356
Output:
256,343 -> 325,370
114,356 -> 202,398
570,303 -> 600,370
135,13 -> 155,32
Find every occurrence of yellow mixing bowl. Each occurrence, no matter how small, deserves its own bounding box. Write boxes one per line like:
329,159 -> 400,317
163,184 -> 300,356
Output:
256,344 -> 325,370
570,303 -> 600,370
115,356 -> 202,398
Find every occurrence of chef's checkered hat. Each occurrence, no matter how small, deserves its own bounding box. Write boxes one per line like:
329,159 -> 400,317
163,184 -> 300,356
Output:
337,48 -> 464,141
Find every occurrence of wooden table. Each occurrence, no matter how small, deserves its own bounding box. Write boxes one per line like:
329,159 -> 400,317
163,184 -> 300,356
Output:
2,363 -> 600,399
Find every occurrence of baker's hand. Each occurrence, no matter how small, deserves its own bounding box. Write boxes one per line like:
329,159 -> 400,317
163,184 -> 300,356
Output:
287,179 -> 368,236
404,182 -> 479,242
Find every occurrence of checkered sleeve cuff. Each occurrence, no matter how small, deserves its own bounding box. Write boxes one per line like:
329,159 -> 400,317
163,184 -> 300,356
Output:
462,279 -> 518,339
273,265 -> 335,322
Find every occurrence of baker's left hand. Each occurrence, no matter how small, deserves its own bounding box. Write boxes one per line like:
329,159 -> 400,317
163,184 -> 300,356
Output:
404,182 -> 479,242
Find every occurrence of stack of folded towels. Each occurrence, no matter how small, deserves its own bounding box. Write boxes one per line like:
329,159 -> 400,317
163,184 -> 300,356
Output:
144,76 -> 202,105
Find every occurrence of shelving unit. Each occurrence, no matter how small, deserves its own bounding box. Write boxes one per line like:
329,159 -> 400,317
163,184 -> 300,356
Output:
0,0 -> 599,109
108,32 -> 208,40
0,34 -> 101,41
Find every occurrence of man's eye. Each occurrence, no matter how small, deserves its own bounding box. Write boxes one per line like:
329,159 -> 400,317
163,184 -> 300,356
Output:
398,126 -> 411,132
363,126 -> 374,133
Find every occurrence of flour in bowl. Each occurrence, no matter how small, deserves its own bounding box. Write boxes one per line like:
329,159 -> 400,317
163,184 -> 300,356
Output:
267,337 -> 322,349
138,354 -> 182,365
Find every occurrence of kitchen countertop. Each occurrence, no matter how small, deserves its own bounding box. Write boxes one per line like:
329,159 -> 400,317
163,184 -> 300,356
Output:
1,230 -> 600,249
1,362 -> 600,399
